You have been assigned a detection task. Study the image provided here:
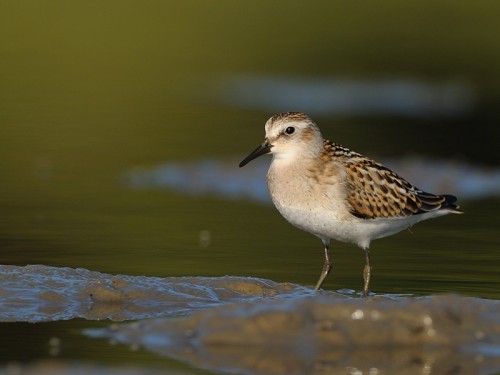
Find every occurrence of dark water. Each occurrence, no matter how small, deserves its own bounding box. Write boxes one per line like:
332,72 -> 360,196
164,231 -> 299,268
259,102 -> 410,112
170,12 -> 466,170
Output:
1,1 -> 500,374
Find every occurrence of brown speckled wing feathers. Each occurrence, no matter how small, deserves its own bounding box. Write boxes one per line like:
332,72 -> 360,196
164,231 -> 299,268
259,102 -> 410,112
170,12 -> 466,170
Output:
323,140 -> 458,219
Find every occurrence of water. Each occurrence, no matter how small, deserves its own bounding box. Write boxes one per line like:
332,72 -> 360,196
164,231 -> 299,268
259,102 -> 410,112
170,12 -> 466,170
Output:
1,1 -> 500,374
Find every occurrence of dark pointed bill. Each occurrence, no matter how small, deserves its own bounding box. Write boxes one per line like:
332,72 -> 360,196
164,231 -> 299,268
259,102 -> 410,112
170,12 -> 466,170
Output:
239,142 -> 273,167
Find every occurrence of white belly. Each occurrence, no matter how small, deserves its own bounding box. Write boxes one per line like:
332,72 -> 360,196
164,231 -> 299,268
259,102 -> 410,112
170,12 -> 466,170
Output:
267,160 -> 436,249
272,198 -> 428,249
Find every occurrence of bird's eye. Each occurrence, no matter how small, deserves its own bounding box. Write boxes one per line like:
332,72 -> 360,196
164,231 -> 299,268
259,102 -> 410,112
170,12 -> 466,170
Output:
285,127 -> 295,135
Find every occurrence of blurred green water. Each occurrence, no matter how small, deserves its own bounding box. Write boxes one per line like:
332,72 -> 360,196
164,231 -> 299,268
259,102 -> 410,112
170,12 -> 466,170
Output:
0,1 -> 499,372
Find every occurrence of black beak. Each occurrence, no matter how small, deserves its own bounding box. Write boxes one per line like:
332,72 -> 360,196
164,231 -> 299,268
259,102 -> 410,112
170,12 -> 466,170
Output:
239,142 -> 273,167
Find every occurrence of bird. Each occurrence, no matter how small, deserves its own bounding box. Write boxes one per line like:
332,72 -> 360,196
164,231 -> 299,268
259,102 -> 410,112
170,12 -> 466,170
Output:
239,112 -> 462,295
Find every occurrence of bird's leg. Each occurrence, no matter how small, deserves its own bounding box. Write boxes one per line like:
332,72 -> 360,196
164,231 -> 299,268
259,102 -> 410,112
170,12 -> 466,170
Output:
363,248 -> 371,296
315,241 -> 331,290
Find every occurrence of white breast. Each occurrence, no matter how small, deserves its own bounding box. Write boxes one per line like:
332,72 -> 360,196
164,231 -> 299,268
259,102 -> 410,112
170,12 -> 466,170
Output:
266,157 -> 432,249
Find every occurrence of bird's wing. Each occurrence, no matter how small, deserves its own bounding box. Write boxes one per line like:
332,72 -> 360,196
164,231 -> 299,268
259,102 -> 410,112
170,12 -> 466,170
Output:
321,140 -> 458,219
344,156 -> 458,219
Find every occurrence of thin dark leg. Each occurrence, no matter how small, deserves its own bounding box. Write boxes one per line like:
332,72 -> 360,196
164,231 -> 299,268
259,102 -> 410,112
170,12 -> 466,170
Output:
315,241 -> 331,290
363,248 -> 371,296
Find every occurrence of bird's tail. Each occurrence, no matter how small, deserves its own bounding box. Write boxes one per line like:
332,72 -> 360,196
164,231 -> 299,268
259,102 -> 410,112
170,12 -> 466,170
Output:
416,192 -> 462,214
441,194 -> 463,213
418,191 -> 463,214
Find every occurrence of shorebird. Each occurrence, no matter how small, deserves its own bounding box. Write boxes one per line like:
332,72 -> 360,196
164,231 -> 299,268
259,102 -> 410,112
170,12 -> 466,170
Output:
239,112 -> 462,295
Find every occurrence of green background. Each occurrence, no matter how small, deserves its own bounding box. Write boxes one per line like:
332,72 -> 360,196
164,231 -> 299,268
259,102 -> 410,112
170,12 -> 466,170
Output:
0,1 -> 499,371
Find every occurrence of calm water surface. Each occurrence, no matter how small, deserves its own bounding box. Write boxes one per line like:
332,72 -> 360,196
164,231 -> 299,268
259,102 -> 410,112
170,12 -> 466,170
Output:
1,1 -> 499,374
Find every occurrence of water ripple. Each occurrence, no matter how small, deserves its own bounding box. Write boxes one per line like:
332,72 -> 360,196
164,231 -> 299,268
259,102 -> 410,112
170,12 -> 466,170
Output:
126,156 -> 500,202
211,75 -> 476,117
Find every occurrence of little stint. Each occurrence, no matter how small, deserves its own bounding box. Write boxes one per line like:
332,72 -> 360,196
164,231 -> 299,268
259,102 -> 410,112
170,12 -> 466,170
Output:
239,112 -> 462,295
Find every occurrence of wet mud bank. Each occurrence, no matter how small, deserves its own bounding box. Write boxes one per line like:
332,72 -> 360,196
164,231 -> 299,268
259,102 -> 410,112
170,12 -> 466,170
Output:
1,265 -> 499,375
0,265 -> 315,322
87,293 -> 500,375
